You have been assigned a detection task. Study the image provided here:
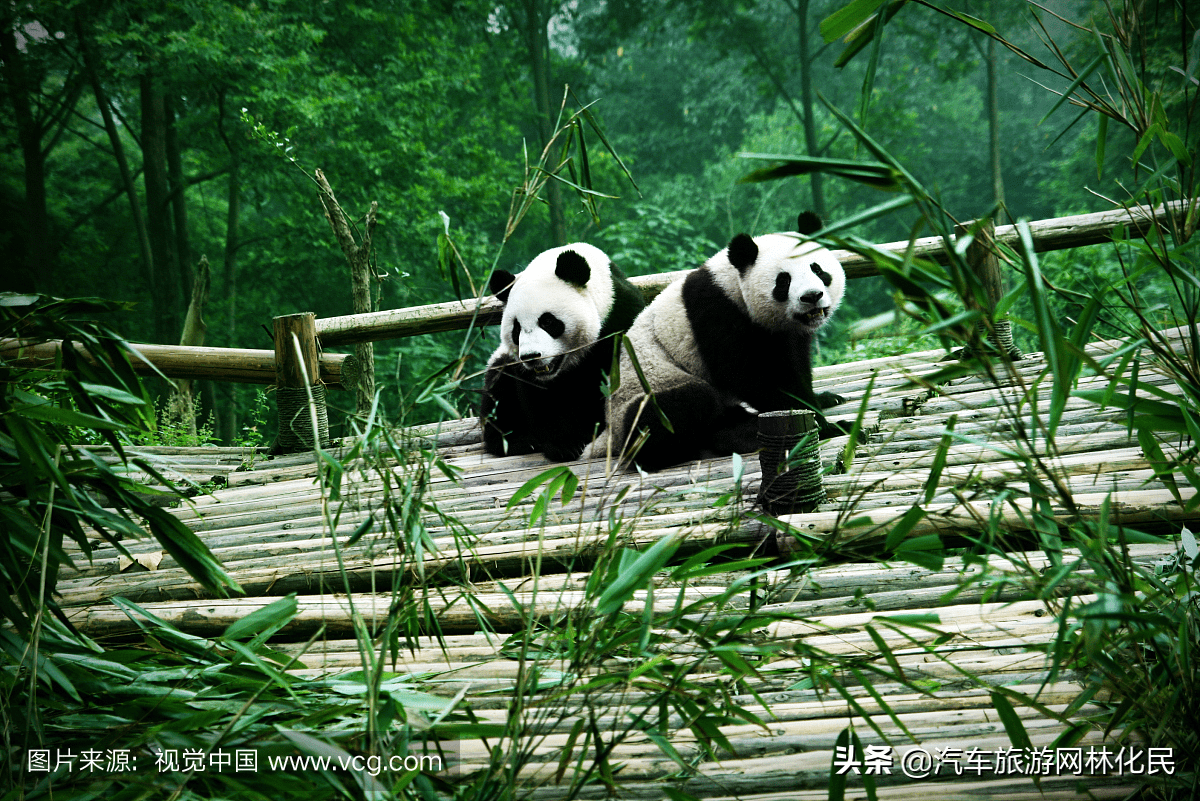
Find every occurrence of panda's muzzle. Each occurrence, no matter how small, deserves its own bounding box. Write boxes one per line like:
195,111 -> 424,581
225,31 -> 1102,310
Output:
793,306 -> 831,326
519,353 -> 565,380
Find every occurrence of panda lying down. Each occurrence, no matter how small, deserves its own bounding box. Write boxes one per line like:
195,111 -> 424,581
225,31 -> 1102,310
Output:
582,211 -> 847,470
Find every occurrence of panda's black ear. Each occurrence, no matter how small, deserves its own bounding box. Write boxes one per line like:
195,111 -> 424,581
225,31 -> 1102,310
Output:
728,233 -> 758,273
555,250 -> 591,287
490,269 -> 516,304
796,211 -> 823,236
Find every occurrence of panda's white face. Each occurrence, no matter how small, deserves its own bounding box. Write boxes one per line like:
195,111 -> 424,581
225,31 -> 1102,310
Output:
492,243 -> 615,382
737,233 -> 845,334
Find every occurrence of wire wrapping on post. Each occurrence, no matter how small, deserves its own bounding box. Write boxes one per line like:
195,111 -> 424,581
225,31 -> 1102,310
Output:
977,319 -> 1024,360
757,409 -> 825,515
276,383 -> 330,451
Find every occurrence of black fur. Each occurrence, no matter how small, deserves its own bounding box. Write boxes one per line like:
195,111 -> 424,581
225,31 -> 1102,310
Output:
797,211 -> 822,236
555,250 -> 591,286
481,342 -> 617,462
727,234 -> 758,273
626,267 -> 842,470
811,262 -> 833,287
773,272 -> 791,303
537,312 -> 565,338
490,269 -> 516,304
481,263 -> 644,462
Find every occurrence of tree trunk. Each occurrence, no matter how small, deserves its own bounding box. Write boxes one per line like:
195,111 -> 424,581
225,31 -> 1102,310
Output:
985,8 -> 1006,221
796,0 -> 826,220
168,257 -> 211,438
520,0 -> 568,245
77,14 -> 154,295
315,169 -> 377,416
165,94 -> 193,291
141,71 -> 177,345
0,24 -> 53,292
219,93 -> 241,443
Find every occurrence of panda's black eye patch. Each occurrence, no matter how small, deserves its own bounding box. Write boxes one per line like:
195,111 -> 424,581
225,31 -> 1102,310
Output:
511,321 -> 521,347
773,272 -> 792,303
811,262 -> 833,287
538,312 -> 565,338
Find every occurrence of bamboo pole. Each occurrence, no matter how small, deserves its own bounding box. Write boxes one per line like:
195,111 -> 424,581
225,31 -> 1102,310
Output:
314,202 -> 1184,346
0,337 -> 358,390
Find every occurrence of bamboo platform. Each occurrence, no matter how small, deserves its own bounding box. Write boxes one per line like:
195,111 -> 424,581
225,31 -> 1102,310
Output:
56,328 -> 1198,799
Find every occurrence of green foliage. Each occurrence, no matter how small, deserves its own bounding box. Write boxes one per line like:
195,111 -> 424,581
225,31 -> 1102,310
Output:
235,389 -> 273,448
0,296 -> 241,634
806,2 -> 1200,795
590,204 -> 717,276
6,2 -> 1200,797
128,401 -> 219,447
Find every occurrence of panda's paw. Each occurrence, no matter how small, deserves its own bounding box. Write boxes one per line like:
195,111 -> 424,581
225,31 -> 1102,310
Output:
577,436 -> 608,461
542,442 -> 586,463
816,391 -> 846,409
817,417 -> 850,440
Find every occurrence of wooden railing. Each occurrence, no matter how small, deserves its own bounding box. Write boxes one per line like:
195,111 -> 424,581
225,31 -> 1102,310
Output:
3,202 -> 1185,385
315,201 -> 1186,348
0,338 -> 358,390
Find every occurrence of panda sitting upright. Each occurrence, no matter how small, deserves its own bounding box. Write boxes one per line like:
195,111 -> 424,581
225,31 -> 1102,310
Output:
481,243 -> 645,462
584,212 -> 846,470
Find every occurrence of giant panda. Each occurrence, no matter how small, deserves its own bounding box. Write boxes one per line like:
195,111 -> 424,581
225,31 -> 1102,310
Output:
584,212 -> 846,470
480,243 -> 645,462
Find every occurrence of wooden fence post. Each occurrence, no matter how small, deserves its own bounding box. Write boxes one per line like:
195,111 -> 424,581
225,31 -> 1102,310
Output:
958,218 -> 1023,360
273,312 -> 330,451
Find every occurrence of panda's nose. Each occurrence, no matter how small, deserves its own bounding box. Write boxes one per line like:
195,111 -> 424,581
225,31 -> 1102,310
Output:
800,290 -> 823,305
523,350 -> 541,361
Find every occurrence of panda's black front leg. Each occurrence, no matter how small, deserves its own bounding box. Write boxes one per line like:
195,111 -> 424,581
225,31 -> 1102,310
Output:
481,357 -> 539,457
787,332 -> 845,412
624,380 -> 724,470
710,404 -> 760,454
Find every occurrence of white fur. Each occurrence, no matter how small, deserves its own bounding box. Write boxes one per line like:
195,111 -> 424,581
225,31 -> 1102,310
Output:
494,243 -> 615,379
720,233 -> 845,333
584,229 -> 845,464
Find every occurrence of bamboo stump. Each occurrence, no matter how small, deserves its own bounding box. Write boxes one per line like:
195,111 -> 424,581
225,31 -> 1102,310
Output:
958,218 -> 1023,360
273,312 -> 329,452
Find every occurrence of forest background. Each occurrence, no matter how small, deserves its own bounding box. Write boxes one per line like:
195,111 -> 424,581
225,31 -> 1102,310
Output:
0,0 -> 1154,443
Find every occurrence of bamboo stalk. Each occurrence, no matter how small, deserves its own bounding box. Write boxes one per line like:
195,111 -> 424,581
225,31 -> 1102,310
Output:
315,204 -> 1185,346
1,337 -> 357,389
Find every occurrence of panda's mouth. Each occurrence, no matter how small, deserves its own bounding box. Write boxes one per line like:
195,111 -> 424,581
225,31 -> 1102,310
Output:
794,307 -> 831,327
519,355 -> 565,381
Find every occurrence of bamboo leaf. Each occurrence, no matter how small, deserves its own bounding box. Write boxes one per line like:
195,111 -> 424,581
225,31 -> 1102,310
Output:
1131,123 -> 1163,165
595,533 -> 680,616
924,414 -> 956,503
820,0 -> 887,42
142,507 -> 243,596
223,594 -> 298,642
884,505 -> 926,551
864,624 -> 906,682
1038,54 -> 1106,126
555,718 -> 586,783
991,692 -> 1030,752
828,727 -> 851,801
11,403 -> 125,431
1159,129 -> 1192,166
506,465 -> 568,509
943,9 -> 995,34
